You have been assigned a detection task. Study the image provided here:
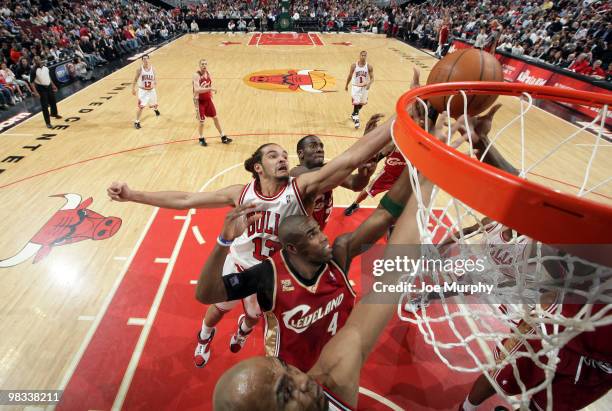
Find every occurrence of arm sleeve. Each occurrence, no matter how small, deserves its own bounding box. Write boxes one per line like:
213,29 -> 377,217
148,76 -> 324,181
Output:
222,259 -> 274,311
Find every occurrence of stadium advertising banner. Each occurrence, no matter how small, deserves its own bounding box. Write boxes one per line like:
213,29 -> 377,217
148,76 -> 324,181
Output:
548,73 -> 612,125
499,57 -> 525,82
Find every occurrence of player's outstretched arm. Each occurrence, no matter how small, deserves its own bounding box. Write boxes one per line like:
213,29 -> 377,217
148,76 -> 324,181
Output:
296,116 -> 392,199
195,203 -> 264,304
298,69 -> 423,201
312,177 -> 433,405
106,182 -> 243,209
339,113 -> 386,191
333,167 -> 413,272
456,104 -> 518,175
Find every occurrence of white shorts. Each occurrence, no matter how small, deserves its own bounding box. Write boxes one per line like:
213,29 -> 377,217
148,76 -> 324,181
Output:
351,85 -> 368,105
137,88 -> 158,108
214,253 -> 262,318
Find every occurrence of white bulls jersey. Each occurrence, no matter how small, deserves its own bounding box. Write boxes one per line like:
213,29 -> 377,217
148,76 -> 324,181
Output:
351,61 -> 370,87
137,65 -> 155,90
230,177 -> 306,269
483,222 -> 534,280
482,222 -> 549,322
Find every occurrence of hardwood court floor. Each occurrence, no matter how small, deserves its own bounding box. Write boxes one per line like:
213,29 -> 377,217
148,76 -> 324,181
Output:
0,33 -> 609,410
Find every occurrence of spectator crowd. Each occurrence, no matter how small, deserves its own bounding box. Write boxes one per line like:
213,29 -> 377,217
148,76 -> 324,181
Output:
388,0 -> 611,79
0,0 -> 609,112
0,0 -> 185,110
176,0 -> 610,79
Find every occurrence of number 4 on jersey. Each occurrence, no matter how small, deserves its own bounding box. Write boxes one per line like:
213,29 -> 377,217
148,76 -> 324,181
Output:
327,312 -> 339,336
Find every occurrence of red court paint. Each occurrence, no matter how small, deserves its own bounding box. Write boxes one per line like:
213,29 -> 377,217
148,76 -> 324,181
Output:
309,33 -> 324,46
57,208 -> 187,410
248,33 -> 323,46
59,207 -> 507,410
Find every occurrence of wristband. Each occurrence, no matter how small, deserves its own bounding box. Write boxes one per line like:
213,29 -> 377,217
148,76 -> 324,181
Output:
217,235 -> 233,247
379,193 -> 404,219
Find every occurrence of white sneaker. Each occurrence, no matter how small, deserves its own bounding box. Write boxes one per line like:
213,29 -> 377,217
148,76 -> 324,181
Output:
354,119 -> 360,129
194,328 -> 215,367
229,314 -> 252,353
404,296 -> 429,314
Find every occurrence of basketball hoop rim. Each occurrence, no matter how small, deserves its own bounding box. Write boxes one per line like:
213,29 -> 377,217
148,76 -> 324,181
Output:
394,81 -> 612,245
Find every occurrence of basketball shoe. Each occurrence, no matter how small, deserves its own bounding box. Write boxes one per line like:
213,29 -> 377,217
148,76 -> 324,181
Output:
221,135 -> 232,144
344,203 -> 359,216
229,314 -> 253,353
199,137 -> 208,146
194,328 -> 215,367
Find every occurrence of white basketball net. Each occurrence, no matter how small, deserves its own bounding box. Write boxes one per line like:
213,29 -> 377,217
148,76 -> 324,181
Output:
394,90 -> 612,411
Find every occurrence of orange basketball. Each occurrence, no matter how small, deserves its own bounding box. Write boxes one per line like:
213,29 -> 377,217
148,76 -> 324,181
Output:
426,48 -> 503,117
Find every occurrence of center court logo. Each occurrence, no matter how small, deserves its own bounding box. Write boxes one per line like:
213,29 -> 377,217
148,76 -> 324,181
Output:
243,69 -> 336,93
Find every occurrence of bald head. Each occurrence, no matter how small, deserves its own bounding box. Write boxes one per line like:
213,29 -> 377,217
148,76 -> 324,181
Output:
213,356 -> 327,411
278,215 -> 313,247
213,357 -> 277,411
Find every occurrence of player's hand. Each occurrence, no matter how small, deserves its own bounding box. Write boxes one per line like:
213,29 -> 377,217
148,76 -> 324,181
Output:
363,113 -> 385,134
131,88 -> 136,96
410,67 -> 421,89
357,160 -> 377,177
406,68 -> 427,128
51,84 -> 57,92
454,104 -> 501,150
220,203 -> 262,241
107,181 -> 133,202
345,85 -> 348,91
471,104 -> 501,138
432,112 -> 464,147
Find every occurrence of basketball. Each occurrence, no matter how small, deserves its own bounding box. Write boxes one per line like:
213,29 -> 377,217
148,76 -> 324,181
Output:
426,48 -> 503,117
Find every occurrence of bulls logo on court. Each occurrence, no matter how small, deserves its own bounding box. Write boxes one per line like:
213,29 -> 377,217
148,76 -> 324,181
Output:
243,69 -> 336,93
0,194 -> 121,267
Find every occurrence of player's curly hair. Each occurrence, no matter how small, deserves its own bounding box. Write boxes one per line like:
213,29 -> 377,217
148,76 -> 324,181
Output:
244,143 -> 276,180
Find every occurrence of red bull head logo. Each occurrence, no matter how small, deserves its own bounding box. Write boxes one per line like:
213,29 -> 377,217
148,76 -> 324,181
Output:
0,194 -> 122,267
243,69 -> 336,93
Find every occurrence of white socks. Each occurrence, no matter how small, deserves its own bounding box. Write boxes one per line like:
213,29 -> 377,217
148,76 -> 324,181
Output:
200,323 -> 214,340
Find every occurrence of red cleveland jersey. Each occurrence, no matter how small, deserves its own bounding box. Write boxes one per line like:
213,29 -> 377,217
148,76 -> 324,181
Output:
367,149 -> 407,197
196,70 -> 212,101
264,251 -> 355,372
312,190 -> 333,230
382,149 -> 406,177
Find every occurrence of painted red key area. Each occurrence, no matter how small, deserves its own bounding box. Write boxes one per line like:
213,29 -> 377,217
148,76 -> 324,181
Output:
60,207 -> 506,410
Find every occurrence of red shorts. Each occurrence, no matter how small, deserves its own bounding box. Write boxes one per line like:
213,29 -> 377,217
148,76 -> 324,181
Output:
195,97 -> 216,121
493,311 -> 612,410
495,342 -> 612,410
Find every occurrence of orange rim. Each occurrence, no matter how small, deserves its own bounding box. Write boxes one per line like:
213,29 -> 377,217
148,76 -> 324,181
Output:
394,81 -> 612,244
